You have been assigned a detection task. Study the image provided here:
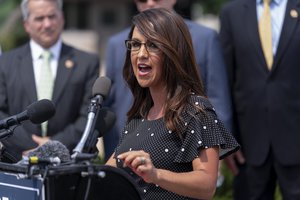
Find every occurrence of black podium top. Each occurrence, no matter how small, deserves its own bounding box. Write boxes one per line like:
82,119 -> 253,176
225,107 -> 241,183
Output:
0,162 -> 142,200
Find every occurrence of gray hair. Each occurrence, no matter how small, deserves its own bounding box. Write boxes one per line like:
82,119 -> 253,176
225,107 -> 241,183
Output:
21,0 -> 63,20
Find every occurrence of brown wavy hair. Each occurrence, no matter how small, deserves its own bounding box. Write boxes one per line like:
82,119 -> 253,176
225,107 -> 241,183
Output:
123,8 -> 206,134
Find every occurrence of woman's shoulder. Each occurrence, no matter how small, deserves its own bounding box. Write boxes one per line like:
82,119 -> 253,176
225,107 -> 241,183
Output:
187,94 -> 215,111
178,94 -> 215,130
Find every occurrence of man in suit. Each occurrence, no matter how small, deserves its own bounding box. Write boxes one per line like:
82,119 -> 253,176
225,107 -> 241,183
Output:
220,0 -> 300,199
104,0 -> 233,160
0,0 -> 99,162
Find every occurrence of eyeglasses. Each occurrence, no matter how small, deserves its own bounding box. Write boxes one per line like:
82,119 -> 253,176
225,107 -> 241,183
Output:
125,39 -> 160,53
136,0 -> 161,3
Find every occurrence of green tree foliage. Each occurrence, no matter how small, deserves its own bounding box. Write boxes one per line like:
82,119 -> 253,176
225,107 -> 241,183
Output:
0,0 -> 27,52
199,0 -> 228,14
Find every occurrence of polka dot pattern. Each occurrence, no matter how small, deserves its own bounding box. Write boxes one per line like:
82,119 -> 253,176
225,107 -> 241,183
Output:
115,95 -> 239,199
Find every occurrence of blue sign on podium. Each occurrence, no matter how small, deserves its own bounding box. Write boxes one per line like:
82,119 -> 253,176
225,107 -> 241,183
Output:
0,172 -> 44,200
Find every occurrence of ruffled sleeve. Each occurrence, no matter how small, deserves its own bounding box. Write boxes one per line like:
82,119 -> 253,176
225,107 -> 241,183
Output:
174,95 -> 239,163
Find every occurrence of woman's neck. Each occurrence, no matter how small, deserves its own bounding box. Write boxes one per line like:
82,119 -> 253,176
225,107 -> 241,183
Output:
147,104 -> 165,120
148,86 -> 167,120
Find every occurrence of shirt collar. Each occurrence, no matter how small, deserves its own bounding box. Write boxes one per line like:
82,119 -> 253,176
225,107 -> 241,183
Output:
30,39 -> 62,61
257,0 -> 285,5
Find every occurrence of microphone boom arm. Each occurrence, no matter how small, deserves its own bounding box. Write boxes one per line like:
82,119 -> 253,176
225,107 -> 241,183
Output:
0,128 -> 14,140
72,95 -> 102,159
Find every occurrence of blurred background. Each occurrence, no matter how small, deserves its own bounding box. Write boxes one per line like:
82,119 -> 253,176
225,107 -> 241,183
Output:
0,0 -> 233,199
0,0 -> 228,60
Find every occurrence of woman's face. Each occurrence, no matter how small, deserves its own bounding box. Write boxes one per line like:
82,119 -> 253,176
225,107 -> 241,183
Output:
130,27 -> 164,90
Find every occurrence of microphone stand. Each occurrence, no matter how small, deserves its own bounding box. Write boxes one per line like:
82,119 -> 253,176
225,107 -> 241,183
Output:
71,95 -> 102,161
0,127 -> 16,140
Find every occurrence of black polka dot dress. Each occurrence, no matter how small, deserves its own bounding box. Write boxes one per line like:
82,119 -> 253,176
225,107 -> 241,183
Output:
114,95 -> 239,200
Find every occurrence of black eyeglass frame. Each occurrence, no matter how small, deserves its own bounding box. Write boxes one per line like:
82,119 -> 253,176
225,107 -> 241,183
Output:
125,39 -> 161,53
136,0 -> 161,3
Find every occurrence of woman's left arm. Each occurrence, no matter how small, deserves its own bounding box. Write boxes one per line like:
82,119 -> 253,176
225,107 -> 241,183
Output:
117,147 -> 219,200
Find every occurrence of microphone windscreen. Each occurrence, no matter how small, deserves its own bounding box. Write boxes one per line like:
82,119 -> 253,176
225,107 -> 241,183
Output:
28,140 -> 71,163
95,107 -> 116,137
92,76 -> 111,99
27,99 -> 56,124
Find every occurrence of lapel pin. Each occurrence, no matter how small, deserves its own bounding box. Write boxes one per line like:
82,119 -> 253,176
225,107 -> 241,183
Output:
290,9 -> 298,18
65,59 -> 74,69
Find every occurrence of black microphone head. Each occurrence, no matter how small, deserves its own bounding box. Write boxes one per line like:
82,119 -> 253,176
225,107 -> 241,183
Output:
95,107 -> 116,137
92,76 -> 111,100
27,99 -> 56,124
28,140 -> 71,163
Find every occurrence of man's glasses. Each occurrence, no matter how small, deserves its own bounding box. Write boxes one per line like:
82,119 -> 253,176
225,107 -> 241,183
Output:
136,0 -> 161,3
125,40 -> 160,53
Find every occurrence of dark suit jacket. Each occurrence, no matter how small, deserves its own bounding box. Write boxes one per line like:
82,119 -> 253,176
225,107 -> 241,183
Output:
220,0 -> 300,166
0,43 -> 99,161
104,19 -> 233,159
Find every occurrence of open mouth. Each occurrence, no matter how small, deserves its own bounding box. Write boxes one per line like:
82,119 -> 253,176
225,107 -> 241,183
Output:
138,64 -> 152,75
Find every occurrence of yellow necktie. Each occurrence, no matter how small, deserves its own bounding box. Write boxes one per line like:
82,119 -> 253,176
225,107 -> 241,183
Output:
259,0 -> 273,70
38,50 -> 54,136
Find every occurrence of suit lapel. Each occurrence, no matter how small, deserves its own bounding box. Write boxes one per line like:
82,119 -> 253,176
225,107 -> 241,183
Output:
19,44 -> 38,102
52,44 -> 75,104
244,0 -> 268,69
273,0 -> 300,69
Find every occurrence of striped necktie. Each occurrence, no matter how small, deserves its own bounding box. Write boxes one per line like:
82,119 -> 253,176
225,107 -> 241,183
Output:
259,0 -> 273,70
38,50 -> 54,136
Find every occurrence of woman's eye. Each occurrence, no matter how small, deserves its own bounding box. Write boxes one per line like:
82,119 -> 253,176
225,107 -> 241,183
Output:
148,43 -> 158,49
132,41 -> 141,47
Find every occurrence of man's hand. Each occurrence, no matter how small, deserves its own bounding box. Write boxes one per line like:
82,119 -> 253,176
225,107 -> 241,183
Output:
22,134 -> 50,156
32,134 -> 50,146
223,150 -> 245,175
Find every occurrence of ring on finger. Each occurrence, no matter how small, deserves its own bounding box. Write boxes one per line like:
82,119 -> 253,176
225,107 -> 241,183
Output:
140,156 -> 146,165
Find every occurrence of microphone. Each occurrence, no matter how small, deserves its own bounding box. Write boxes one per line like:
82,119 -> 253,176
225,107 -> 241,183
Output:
83,107 -> 116,153
24,156 -> 61,165
72,76 -> 111,158
17,140 -> 70,166
0,99 -> 56,130
92,76 -> 112,106
27,140 -> 71,163
94,107 -> 116,138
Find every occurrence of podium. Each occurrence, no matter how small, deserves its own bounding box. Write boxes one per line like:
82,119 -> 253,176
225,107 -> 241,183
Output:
0,172 -> 44,200
0,162 -> 142,200
0,163 -> 44,200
